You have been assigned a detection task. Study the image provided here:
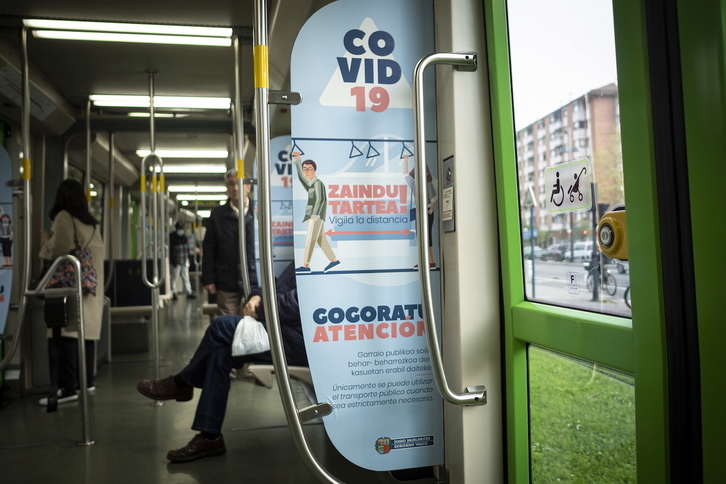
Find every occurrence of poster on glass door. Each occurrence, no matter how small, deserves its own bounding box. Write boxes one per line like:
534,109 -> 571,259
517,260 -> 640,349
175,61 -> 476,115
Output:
290,0 -> 443,471
0,146 -> 15,333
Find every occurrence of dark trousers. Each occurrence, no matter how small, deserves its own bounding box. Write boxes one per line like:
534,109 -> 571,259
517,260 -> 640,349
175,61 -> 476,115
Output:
48,337 -> 95,393
180,315 -> 273,434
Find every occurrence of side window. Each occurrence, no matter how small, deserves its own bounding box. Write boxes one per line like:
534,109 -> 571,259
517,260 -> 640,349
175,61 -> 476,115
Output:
507,0 -> 630,317
67,164 -> 105,228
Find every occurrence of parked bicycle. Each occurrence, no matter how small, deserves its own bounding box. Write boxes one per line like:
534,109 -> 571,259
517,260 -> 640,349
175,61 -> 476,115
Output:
624,286 -> 631,308
585,261 -> 617,296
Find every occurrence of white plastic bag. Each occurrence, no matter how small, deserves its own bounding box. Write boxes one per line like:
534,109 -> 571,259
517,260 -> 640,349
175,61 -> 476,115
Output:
231,316 -> 271,356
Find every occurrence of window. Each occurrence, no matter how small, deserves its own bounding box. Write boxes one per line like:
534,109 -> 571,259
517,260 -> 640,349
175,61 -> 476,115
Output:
508,0 -> 629,317
529,346 -> 636,482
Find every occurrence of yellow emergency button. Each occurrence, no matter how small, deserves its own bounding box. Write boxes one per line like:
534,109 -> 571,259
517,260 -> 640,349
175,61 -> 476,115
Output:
598,207 -> 628,260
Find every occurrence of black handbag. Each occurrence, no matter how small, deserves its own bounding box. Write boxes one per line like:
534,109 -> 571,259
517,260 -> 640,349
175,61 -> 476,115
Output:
44,296 -> 70,328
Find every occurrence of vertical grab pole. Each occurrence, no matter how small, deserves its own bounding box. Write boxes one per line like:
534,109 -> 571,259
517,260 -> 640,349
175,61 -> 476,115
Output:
194,185 -> 201,299
85,99 -> 92,206
73,99 -> 94,445
0,27 -> 33,372
159,156 -> 168,302
149,72 -> 161,388
412,53 -> 486,406
140,153 -> 164,406
71,255 -> 93,445
253,1 -> 342,482
234,35 -> 252,298
139,72 -> 165,405
105,132 -> 115,293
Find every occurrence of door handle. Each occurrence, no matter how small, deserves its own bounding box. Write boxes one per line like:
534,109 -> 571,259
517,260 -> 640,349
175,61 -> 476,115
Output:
412,52 -> 487,406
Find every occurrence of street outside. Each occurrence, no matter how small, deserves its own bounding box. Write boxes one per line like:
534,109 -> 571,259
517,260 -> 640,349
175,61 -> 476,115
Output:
524,259 -> 631,318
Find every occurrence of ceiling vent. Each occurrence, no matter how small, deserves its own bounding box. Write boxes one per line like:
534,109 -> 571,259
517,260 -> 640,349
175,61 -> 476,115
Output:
0,38 -> 75,136
67,132 -> 139,187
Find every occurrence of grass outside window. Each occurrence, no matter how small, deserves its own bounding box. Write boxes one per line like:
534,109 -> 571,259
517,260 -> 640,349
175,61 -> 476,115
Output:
529,346 -> 636,483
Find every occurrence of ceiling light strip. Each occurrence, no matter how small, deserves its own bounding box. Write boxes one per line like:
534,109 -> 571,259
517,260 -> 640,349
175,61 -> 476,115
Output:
31,30 -> 231,46
168,185 -> 227,192
137,150 -> 229,158
176,194 -> 228,201
23,19 -> 232,38
152,164 -> 227,174
127,112 -> 177,118
90,95 -> 231,109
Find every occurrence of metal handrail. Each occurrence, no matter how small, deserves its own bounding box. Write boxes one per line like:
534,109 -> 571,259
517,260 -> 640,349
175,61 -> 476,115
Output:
139,152 -> 165,389
411,52 -> 486,406
234,35 -> 252,299
253,1 -> 340,482
139,72 -> 167,390
104,132 -> 116,293
26,254 -> 93,445
0,27 -> 32,372
139,153 -> 166,290
85,99 -> 92,208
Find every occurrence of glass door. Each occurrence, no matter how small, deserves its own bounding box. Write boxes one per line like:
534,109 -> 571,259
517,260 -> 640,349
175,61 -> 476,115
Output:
484,0 -> 681,481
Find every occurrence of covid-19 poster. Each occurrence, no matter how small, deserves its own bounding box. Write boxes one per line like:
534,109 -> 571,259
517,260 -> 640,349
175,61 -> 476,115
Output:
290,0 -> 443,471
0,146 -> 15,334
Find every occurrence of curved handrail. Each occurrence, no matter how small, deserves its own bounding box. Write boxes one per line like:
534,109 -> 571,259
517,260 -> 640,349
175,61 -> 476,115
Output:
412,52 -> 487,406
139,153 -> 166,290
25,254 -> 93,445
253,1 -> 341,482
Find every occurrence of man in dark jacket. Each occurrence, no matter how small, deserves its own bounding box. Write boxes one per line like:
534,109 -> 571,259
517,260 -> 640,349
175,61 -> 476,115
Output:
201,169 -> 257,315
137,262 -> 306,462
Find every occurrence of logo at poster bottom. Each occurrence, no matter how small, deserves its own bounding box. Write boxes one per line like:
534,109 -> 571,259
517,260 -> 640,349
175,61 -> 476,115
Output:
375,435 -> 435,454
375,437 -> 392,454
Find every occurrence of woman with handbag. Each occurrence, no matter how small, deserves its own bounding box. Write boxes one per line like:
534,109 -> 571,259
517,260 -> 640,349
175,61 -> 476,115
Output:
38,179 -> 105,405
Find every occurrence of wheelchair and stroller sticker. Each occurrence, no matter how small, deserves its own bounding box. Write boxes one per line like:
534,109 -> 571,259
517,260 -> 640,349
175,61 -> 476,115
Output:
545,158 -> 592,213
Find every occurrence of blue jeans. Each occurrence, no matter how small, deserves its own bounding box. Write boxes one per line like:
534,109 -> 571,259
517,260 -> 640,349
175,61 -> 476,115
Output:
180,315 -> 273,434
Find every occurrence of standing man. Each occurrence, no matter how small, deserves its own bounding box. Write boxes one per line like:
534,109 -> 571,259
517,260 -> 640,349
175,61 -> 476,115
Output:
201,169 -> 257,315
169,221 -> 195,300
292,151 -> 340,273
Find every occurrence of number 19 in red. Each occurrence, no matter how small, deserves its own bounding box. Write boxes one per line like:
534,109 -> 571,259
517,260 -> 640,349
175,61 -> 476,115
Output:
350,86 -> 390,112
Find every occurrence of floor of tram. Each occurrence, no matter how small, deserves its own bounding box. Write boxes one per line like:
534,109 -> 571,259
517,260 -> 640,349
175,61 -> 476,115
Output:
0,296 -> 437,484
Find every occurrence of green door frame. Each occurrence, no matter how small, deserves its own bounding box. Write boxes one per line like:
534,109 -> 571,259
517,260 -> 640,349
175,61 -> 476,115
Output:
676,0 -> 726,481
485,0 -> 725,481
483,0 -> 695,481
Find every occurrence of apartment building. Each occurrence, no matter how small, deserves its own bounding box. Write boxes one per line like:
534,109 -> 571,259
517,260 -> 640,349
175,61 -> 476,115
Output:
516,83 -> 622,247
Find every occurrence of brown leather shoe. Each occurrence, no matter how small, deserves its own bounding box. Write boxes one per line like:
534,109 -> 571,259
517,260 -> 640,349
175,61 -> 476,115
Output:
167,433 -> 226,463
136,376 -> 193,402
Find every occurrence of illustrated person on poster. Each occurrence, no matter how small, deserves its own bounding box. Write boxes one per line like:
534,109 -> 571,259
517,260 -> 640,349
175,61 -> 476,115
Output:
0,213 -> 12,267
404,154 -> 437,269
292,151 -> 340,273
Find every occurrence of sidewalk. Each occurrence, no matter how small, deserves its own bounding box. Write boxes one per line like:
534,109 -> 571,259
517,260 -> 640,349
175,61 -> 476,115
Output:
524,262 -> 631,317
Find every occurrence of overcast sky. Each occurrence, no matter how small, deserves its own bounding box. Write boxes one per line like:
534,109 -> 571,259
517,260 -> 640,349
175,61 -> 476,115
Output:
507,0 -> 619,130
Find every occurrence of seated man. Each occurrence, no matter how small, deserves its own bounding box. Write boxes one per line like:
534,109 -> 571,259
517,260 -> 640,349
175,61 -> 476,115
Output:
137,262 -> 307,463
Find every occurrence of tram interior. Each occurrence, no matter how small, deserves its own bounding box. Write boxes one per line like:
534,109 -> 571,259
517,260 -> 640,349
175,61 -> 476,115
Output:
0,1 -> 441,482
